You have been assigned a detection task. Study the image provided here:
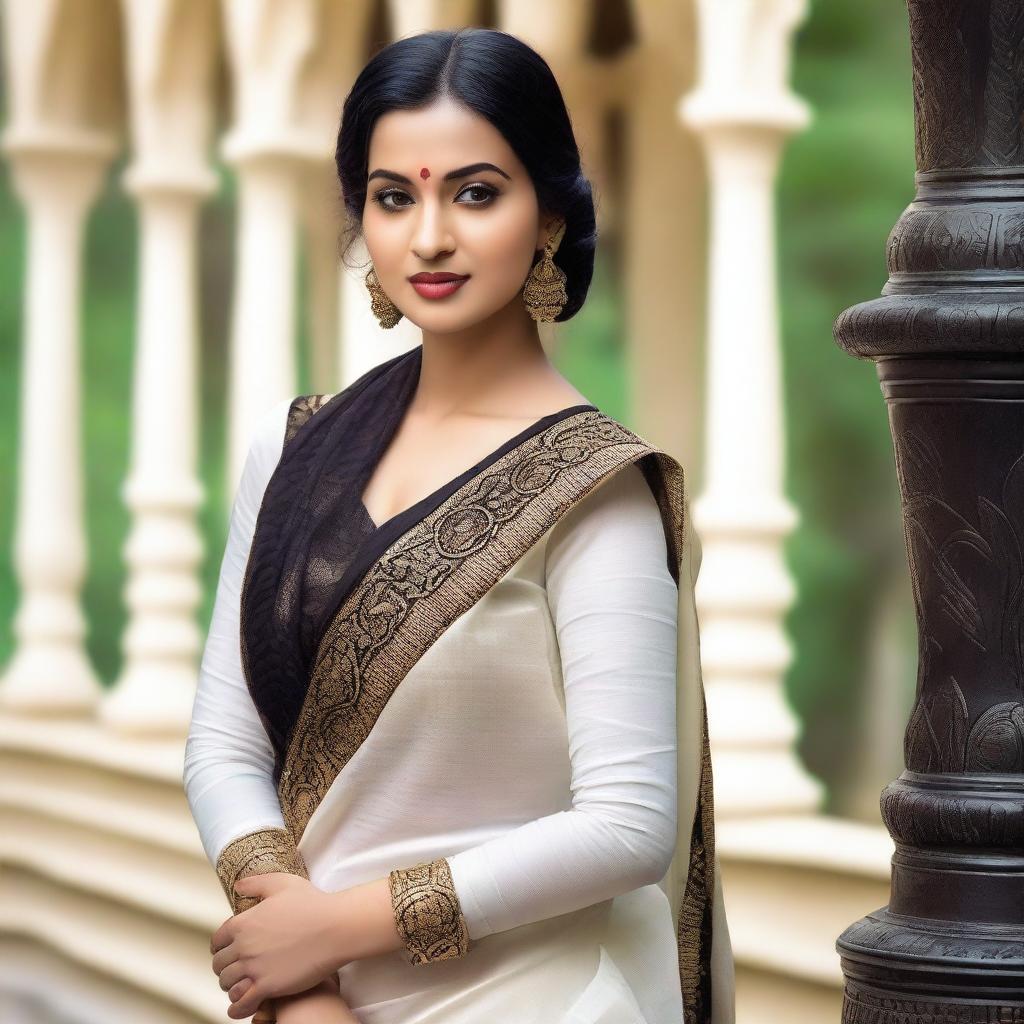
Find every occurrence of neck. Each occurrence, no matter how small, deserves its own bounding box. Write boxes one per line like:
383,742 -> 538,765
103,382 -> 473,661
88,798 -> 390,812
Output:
413,297 -> 556,421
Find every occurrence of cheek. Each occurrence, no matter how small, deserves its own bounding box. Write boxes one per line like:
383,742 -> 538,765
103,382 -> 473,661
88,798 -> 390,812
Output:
363,210 -> 406,260
461,208 -> 537,276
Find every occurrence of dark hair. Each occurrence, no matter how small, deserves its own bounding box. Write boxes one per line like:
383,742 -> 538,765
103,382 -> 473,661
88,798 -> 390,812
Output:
334,28 -> 597,322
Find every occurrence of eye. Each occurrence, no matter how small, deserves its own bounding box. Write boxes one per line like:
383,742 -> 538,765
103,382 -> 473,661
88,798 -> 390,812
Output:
370,182 -> 499,213
456,183 -> 498,205
371,187 -> 413,213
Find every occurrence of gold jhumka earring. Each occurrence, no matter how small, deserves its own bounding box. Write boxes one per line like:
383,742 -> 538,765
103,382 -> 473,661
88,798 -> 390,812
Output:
365,265 -> 403,329
522,220 -> 568,322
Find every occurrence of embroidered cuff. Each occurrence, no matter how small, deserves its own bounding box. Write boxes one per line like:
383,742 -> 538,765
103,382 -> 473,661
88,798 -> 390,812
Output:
388,857 -> 471,965
215,826 -> 308,914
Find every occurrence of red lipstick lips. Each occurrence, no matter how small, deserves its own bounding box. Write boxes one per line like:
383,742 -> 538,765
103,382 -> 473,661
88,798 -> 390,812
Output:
408,272 -> 470,299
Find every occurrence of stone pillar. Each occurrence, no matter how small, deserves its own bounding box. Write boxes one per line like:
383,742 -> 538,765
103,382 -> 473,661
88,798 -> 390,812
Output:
298,161 -> 341,390
0,147 -> 112,713
100,0 -> 220,731
0,0 -> 122,713
221,0 -> 371,482
622,0 -> 705,475
222,151 -> 302,481
833,1 -> 1024,1014
680,0 -> 822,815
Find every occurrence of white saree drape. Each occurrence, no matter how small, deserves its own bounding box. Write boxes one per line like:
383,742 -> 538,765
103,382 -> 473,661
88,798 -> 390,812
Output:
184,386 -> 735,1023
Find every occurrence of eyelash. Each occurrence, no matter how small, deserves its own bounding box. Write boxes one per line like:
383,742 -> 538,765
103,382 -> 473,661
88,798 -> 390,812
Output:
370,183 -> 498,213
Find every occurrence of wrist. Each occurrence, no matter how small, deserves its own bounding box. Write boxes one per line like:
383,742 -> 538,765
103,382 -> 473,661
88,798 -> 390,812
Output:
327,877 -> 404,967
275,979 -> 348,1023
276,978 -> 334,1004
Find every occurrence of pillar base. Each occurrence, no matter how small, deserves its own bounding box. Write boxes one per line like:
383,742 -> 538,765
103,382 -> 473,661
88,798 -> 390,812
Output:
99,663 -> 196,734
0,646 -> 101,714
838,910 -> 1024,1017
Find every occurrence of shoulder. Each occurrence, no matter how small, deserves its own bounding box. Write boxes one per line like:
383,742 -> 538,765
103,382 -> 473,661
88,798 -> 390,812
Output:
242,392 -> 334,484
545,460 -> 668,569
283,393 -> 337,446
543,459 -> 680,619
559,408 -> 688,561
541,408 -> 681,557
246,391 -> 339,460
235,393 -> 335,516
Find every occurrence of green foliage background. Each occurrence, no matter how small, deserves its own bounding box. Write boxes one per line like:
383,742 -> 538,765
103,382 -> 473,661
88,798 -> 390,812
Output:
780,0 -> 918,812
0,0 -> 919,817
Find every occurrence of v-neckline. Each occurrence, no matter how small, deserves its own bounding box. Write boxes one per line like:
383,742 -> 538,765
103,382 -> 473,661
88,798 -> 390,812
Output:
358,400 -> 599,535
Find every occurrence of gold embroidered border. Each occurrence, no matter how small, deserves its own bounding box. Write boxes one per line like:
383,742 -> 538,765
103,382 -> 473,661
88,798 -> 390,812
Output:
214,826 -> 309,914
677,691 -> 716,1020
388,857 -> 471,965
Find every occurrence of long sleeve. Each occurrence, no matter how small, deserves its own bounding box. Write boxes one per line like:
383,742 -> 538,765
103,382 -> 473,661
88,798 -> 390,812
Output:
436,460 -> 679,943
182,396 -> 304,914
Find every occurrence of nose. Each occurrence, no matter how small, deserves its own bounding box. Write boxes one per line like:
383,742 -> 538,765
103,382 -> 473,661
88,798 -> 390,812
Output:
410,196 -> 455,261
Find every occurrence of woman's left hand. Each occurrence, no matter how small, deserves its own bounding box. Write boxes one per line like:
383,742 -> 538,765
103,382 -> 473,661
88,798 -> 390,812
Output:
210,873 -> 344,1020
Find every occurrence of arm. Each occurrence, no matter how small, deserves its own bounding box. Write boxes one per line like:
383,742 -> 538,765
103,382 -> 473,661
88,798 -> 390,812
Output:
444,460 -> 679,936
183,397 -> 342,1017
184,395 -> 301,904
321,461 -> 679,965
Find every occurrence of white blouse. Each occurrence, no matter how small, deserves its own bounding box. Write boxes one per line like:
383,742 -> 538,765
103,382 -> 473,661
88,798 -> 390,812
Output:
183,394 -> 679,947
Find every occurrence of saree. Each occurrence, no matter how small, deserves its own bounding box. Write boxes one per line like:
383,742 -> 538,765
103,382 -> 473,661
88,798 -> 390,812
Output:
213,344 -> 735,1023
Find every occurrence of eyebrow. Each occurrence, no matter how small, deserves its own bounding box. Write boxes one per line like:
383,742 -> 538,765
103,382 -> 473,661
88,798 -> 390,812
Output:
367,162 -> 512,185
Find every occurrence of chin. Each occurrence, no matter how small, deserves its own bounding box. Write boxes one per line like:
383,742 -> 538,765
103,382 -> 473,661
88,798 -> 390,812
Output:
411,305 -> 494,334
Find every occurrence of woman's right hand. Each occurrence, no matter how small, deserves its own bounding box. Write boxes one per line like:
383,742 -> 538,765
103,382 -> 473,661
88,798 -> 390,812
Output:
274,978 -> 360,1024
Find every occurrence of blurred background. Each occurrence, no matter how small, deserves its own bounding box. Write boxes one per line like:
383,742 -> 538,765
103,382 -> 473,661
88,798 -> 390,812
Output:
0,0 -> 918,1021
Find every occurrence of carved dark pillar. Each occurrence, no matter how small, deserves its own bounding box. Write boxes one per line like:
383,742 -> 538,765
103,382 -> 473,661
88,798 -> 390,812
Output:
832,1 -> 1024,1019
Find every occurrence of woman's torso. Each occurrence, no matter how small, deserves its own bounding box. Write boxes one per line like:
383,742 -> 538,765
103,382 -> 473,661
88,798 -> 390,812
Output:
295,512 -> 683,1024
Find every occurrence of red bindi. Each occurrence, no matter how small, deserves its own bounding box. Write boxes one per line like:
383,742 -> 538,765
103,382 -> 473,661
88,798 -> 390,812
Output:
419,167 -> 430,179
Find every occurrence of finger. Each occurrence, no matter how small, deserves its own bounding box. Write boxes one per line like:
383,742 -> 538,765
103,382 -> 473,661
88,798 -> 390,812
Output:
210,919 -> 233,953
227,978 -> 262,1020
218,960 -> 250,994
211,943 -> 238,976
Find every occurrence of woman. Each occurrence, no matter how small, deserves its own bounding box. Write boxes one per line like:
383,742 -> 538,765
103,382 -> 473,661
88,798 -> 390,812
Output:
184,26 -> 734,1024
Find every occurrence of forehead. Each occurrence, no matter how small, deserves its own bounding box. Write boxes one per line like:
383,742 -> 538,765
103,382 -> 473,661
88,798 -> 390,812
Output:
367,97 -> 517,170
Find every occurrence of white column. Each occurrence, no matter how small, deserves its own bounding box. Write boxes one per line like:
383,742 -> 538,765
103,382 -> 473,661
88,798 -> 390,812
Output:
0,0 -> 124,714
221,0 -> 373,484
100,0 -> 219,731
680,0 -> 822,816
298,161 -> 341,390
101,190 -> 213,730
0,144 -> 112,714
223,153 -> 302,479
622,0 -> 705,473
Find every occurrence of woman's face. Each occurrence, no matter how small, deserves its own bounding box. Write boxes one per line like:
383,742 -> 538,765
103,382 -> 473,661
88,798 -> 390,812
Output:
361,95 -> 557,333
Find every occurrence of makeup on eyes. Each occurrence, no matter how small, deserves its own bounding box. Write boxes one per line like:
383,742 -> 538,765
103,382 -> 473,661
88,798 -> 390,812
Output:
370,182 -> 498,213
